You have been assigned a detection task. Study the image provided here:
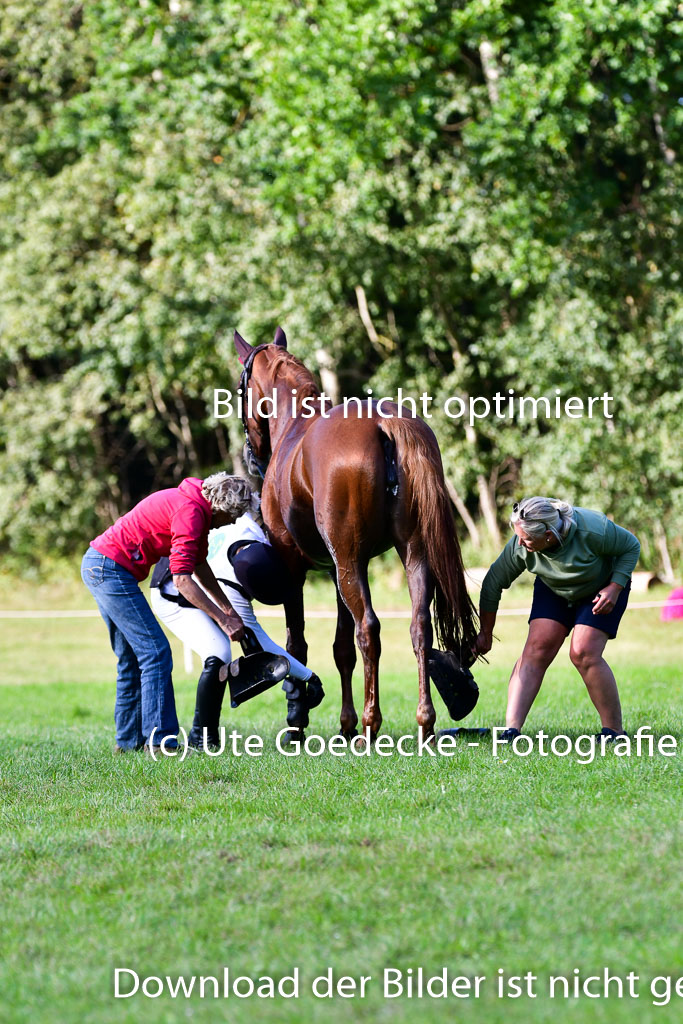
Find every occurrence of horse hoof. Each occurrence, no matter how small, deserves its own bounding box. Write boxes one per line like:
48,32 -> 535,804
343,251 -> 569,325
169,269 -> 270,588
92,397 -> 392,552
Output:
339,727 -> 358,740
352,730 -> 380,749
283,729 -> 305,744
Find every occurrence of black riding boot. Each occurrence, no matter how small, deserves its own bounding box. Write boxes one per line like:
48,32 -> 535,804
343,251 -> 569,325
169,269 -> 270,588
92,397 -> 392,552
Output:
282,677 -> 308,742
188,656 -> 227,749
306,673 -> 325,709
281,673 -> 325,742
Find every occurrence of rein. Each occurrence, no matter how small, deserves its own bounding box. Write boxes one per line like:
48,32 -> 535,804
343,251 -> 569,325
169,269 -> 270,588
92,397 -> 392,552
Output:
239,344 -> 272,480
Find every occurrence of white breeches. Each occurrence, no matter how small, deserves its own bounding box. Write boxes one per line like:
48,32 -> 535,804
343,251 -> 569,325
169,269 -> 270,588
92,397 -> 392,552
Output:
150,586 -> 311,681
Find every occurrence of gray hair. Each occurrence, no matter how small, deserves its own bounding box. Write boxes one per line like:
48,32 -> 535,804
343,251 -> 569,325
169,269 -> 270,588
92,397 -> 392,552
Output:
510,496 -> 575,542
201,472 -> 260,517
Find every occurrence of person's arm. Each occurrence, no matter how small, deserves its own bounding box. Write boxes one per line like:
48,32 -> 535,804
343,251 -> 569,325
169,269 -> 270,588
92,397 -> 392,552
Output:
167,505 -> 246,639
589,520 -> 643,614
173,567 -> 245,641
475,539 -> 526,654
591,581 -> 623,615
193,560 -> 235,614
589,518 -> 639,615
475,609 -> 497,655
602,520 -> 641,588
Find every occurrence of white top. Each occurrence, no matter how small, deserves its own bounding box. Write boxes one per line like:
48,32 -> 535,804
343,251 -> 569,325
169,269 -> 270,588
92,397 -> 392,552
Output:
206,514 -> 270,586
159,514 -> 268,597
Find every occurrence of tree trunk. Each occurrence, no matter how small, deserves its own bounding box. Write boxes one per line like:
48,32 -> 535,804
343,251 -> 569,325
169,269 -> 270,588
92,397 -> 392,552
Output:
655,520 -> 675,583
315,349 -> 341,406
172,392 -> 200,474
445,478 -> 481,548
479,41 -> 500,106
354,284 -> 393,354
477,473 -> 502,547
462,421 -> 501,546
215,424 -> 231,466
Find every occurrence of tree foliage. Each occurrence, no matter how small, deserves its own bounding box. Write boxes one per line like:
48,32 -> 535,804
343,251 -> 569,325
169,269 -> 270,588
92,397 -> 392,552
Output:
1,0 -> 681,571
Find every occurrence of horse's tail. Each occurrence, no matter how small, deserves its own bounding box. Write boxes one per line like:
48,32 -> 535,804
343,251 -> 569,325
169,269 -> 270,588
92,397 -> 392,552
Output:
378,417 -> 479,655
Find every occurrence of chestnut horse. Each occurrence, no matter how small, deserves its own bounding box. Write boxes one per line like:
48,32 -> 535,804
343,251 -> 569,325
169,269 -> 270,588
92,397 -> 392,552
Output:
234,327 -> 478,739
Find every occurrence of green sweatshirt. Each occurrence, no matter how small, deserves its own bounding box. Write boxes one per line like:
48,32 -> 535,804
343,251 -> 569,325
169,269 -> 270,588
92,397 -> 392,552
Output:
479,507 -> 640,613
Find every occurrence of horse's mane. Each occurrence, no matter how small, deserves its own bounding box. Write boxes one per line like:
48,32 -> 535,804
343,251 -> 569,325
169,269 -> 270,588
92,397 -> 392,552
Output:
269,349 -> 321,401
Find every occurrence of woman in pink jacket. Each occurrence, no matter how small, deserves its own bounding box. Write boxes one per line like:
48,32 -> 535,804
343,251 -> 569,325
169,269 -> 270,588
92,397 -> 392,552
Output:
81,473 -> 258,752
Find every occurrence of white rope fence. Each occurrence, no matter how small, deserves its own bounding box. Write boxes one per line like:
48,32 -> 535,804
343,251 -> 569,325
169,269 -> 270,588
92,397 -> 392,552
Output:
1,599 -> 682,620
2,601 -> 681,674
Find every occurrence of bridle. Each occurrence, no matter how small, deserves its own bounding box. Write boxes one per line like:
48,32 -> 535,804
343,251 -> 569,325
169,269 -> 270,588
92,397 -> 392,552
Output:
238,344 -> 272,480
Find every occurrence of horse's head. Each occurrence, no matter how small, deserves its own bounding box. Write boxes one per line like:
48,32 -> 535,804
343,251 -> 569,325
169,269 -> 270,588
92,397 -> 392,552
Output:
233,327 -> 288,475
234,327 -> 321,477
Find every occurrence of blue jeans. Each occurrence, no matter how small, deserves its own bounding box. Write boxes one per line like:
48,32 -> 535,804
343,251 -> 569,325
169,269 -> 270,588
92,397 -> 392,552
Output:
81,548 -> 179,749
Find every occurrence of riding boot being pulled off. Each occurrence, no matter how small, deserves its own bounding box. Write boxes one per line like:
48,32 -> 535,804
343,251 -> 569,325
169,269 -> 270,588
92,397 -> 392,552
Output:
281,673 -> 325,741
306,673 -> 325,710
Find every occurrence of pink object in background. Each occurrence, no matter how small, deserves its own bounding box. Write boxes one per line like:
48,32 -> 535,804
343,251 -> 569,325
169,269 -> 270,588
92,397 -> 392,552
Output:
660,587 -> 683,622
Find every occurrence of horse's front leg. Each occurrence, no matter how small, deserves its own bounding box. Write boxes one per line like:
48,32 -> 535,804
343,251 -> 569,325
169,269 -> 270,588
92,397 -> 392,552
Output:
282,583 -> 310,740
283,583 -> 307,668
261,479 -> 308,668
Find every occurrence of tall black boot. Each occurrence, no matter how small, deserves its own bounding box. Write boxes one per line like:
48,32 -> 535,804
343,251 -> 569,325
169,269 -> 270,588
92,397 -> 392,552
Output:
281,673 -> 325,742
306,673 -> 325,709
281,676 -> 309,742
188,656 -> 226,749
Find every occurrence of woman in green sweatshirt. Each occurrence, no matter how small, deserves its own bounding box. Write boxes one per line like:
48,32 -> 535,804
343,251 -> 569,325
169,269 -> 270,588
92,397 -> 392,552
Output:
475,497 -> 640,739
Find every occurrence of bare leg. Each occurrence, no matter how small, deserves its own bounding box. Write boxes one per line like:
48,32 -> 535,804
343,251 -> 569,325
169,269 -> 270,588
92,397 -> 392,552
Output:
397,540 -> 436,739
506,618 -> 568,730
333,583 -> 358,737
569,625 -> 623,731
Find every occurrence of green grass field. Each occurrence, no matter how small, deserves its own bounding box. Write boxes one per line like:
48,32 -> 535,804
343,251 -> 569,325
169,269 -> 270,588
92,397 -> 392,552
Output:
1,571 -> 681,1023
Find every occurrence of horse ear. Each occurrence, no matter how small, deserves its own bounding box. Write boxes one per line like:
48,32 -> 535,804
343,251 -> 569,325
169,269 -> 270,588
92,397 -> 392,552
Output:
273,326 -> 287,349
234,330 -> 252,365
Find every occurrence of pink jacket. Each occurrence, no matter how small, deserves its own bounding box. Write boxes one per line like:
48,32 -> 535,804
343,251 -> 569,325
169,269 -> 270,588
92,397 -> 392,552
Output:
90,478 -> 212,581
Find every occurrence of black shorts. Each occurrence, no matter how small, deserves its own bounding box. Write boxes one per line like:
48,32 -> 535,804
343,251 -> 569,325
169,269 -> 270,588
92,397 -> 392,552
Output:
528,577 -> 631,639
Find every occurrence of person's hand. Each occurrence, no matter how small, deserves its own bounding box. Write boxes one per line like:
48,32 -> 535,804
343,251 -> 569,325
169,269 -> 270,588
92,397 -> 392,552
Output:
473,630 -> 493,656
223,611 -> 246,641
592,582 -> 622,615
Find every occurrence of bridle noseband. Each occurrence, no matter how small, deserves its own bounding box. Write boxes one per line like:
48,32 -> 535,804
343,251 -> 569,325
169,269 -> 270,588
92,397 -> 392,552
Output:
239,344 -> 272,480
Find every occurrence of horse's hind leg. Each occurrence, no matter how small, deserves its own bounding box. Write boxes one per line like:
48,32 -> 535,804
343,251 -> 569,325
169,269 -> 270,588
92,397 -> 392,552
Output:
335,561 -> 382,740
333,582 -> 358,738
397,540 -> 436,739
